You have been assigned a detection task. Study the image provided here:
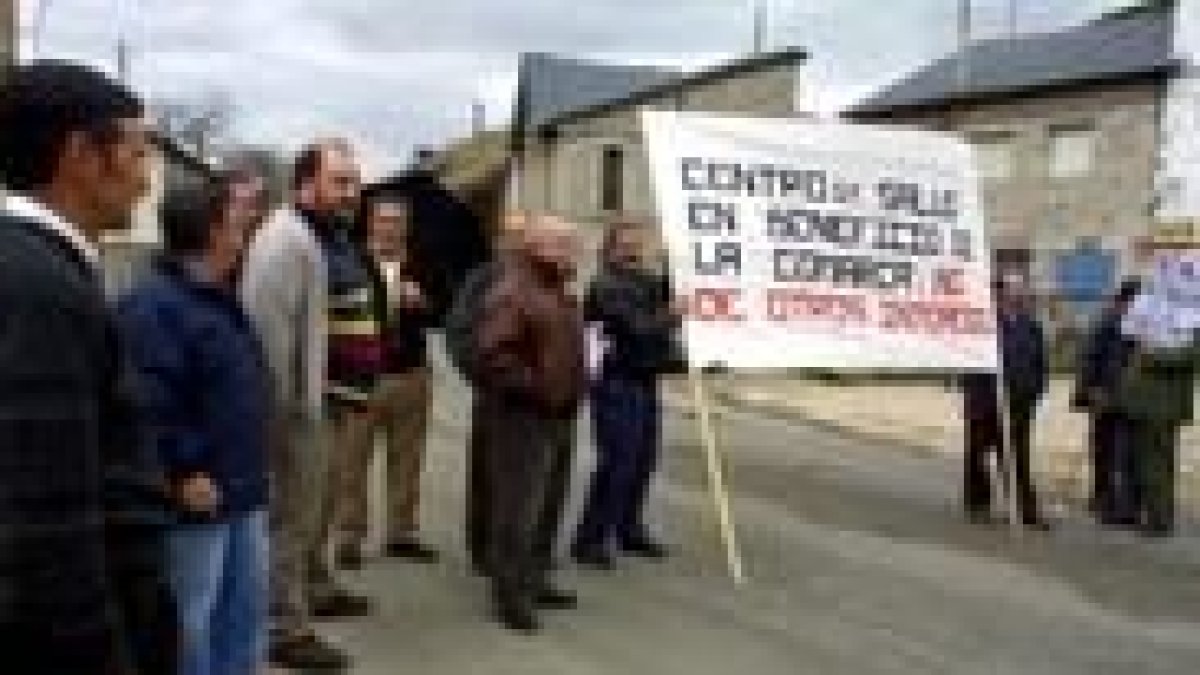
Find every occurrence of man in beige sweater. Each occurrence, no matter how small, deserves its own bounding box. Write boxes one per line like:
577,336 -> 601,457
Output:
241,139 -> 369,672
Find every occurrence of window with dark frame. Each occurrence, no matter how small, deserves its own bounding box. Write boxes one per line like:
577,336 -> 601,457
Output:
601,144 -> 624,212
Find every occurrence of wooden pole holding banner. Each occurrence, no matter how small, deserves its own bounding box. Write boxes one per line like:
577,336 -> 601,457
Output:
688,365 -> 746,585
993,375 -> 1025,538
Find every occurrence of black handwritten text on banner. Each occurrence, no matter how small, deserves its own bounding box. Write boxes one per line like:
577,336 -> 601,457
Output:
642,113 -> 998,371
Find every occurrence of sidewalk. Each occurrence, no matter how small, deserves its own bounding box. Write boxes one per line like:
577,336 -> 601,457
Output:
673,375 -> 1200,510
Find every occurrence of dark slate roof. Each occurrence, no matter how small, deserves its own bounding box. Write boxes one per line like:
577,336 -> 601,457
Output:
851,6 -> 1177,115
517,53 -> 677,130
516,48 -> 809,132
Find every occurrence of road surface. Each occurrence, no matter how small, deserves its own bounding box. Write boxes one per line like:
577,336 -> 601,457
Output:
315,369 -> 1200,674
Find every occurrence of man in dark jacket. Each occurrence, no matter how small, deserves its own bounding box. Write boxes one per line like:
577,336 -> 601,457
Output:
119,177 -> 273,675
473,214 -> 584,633
0,62 -> 175,675
1074,279 -> 1141,526
962,278 -> 1050,529
573,221 -> 680,568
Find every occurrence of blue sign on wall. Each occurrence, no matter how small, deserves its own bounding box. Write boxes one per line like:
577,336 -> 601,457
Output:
1055,243 -> 1117,304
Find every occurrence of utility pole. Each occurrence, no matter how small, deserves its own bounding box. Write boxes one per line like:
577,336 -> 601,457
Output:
471,99 -> 487,135
115,0 -> 135,83
752,0 -> 767,53
957,0 -> 972,92
117,40 -> 130,83
3,0 -> 15,66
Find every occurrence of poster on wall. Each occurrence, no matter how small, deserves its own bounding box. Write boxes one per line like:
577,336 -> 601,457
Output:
641,111 -> 997,372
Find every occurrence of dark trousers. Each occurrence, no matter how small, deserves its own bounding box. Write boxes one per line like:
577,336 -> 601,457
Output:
107,530 -> 179,675
466,406 -> 488,572
533,419 -> 575,573
477,398 -> 575,605
1128,419 -> 1179,531
964,403 -> 1042,524
1091,413 -> 1142,524
574,376 -> 661,553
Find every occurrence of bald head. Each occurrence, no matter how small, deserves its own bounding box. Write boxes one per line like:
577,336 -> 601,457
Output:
521,213 -> 580,279
496,209 -> 531,254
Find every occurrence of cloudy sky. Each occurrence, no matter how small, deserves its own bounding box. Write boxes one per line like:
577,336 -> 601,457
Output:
21,0 -> 1140,178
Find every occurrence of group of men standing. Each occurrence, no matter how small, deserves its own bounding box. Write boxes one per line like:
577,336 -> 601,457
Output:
1075,277 -> 1198,537
0,60 -> 680,674
960,276 -> 1198,539
0,62 -> 439,674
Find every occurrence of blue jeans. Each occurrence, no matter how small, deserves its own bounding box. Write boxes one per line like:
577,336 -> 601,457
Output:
575,376 -> 662,553
167,510 -> 269,675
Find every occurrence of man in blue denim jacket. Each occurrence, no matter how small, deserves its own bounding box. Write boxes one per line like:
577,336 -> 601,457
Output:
119,176 -> 273,675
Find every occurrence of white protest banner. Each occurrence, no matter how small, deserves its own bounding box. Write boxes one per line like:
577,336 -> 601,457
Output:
641,111 -> 997,371
1122,251 -> 1200,349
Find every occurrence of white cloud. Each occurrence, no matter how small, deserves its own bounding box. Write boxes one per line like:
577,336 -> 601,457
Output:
20,0 -> 1142,170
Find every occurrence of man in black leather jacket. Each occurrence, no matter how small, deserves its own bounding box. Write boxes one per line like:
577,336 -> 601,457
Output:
572,222 -> 682,568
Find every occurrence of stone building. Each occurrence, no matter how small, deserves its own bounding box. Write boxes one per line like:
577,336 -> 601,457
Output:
511,50 -> 808,231
846,1 -> 1181,320
420,49 -> 809,282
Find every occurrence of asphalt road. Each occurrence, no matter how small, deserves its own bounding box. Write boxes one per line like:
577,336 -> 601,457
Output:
314,369 -> 1200,675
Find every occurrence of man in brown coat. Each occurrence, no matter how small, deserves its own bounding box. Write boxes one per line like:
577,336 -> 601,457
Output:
465,210 -> 530,575
472,214 -> 584,633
